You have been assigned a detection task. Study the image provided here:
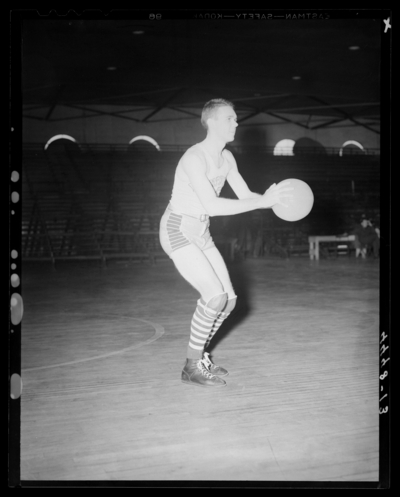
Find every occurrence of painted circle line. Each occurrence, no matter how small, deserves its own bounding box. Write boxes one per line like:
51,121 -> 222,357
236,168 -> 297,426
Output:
21,316 -> 165,372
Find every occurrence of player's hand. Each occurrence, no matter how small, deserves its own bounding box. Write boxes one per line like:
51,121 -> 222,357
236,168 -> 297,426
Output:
258,181 -> 294,209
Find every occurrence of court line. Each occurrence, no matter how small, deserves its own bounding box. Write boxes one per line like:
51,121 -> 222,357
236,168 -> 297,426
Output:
21,317 -> 165,372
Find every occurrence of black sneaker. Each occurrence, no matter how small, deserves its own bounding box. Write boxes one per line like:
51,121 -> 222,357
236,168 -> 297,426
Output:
181,358 -> 227,388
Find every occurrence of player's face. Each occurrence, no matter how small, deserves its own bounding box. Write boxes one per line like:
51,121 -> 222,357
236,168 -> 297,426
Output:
211,106 -> 238,143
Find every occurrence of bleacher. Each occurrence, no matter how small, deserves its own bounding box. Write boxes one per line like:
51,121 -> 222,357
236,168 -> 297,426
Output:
21,143 -> 380,267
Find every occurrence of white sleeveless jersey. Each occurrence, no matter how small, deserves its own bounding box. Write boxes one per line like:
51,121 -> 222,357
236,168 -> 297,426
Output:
169,143 -> 232,217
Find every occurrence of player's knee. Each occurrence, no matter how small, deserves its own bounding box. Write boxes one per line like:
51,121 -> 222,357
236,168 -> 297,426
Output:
207,292 -> 228,312
205,292 -> 228,318
225,295 -> 237,314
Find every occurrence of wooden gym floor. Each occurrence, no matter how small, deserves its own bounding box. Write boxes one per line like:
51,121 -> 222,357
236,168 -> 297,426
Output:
20,255 -> 380,483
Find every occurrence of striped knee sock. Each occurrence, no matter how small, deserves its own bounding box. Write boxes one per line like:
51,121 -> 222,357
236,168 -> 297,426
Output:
186,299 -> 218,359
205,297 -> 237,349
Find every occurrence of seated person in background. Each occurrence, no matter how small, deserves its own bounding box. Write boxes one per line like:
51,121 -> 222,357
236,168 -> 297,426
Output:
374,222 -> 380,240
353,217 -> 380,258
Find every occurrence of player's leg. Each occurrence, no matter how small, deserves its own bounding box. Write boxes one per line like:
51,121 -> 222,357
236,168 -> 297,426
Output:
170,244 -> 228,387
162,208 -> 228,347
200,246 -> 238,375
170,242 -> 226,303
354,237 -> 362,258
361,245 -> 367,258
202,245 -> 236,300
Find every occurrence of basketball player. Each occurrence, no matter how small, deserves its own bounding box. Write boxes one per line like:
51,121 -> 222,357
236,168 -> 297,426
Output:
159,99 -> 293,388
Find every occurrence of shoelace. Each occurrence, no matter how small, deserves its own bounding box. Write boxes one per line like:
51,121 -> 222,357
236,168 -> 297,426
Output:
197,358 -> 216,379
202,352 -> 213,370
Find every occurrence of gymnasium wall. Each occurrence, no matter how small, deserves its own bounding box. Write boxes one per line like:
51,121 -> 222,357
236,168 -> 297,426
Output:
22,105 -> 380,151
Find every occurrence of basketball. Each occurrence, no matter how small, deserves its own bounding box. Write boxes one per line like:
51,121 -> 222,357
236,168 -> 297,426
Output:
272,178 -> 314,222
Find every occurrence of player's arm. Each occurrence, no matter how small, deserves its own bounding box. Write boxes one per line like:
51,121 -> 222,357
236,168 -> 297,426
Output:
225,150 -> 261,200
181,153 -> 292,217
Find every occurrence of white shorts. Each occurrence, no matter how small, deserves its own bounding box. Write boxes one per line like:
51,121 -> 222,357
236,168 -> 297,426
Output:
159,205 -> 216,258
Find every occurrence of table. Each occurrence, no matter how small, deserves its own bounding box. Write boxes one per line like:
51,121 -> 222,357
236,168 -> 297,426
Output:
308,235 -> 355,260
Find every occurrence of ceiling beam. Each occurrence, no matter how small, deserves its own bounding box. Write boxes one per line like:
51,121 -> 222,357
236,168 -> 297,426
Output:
236,100 -> 380,124
261,101 -> 379,115
235,95 -> 297,115
237,94 -> 296,124
22,114 -> 46,121
141,88 -> 187,122
131,115 -> 200,123
266,112 -> 310,129
23,103 -> 200,123
310,118 -> 348,130
161,92 -> 294,112
44,85 -> 65,121
58,104 -> 141,122
23,104 -> 51,111
168,106 -> 202,118
233,120 -> 380,129
306,96 -> 380,134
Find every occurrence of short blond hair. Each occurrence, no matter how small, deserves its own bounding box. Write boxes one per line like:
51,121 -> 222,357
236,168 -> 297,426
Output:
201,98 -> 235,130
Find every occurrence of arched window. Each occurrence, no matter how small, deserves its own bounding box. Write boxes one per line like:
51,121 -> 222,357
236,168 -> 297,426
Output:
273,139 -> 295,156
339,140 -> 365,156
44,134 -> 78,150
129,135 -> 161,151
